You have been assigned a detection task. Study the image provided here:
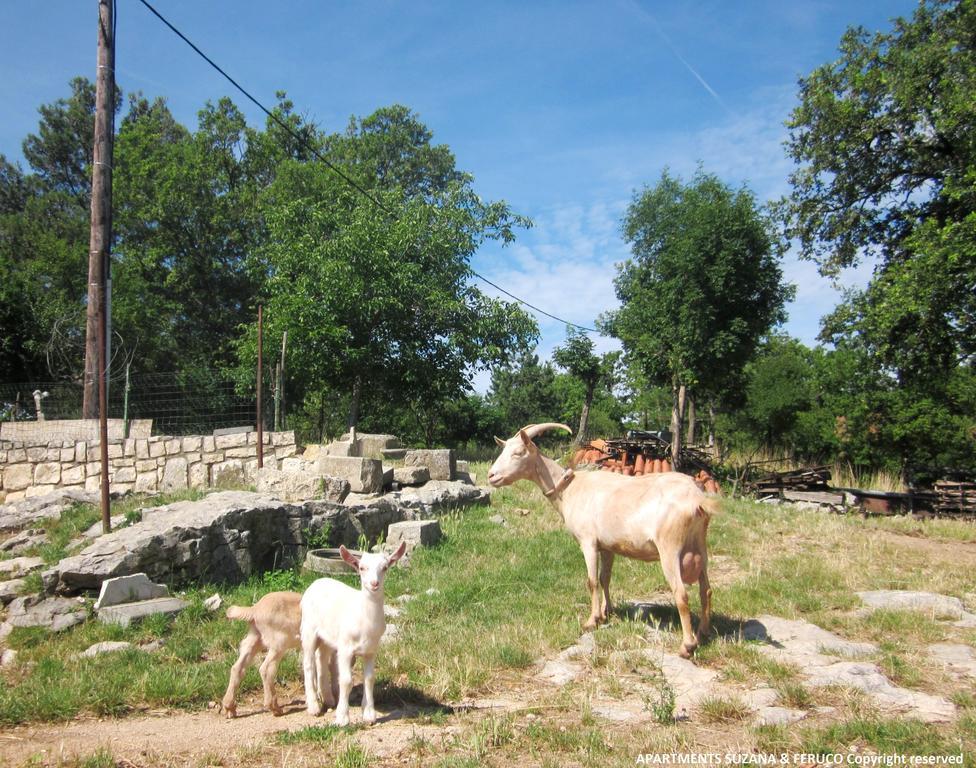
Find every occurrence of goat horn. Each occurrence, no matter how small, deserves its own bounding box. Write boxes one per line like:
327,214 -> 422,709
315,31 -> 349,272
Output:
522,423 -> 573,440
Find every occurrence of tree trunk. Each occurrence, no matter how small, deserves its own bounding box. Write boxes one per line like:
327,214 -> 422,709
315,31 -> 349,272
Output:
708,402 -> 721,461
346,378 -> 361,433
670,381 -> 686,469
575,385 -> 595,446
686,394 -> 697,446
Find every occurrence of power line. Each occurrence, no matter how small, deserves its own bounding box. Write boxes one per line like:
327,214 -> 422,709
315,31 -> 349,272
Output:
135,0 -> 597,335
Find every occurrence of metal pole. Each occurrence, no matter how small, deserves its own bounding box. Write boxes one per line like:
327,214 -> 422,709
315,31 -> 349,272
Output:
256,304 -> 263,469
88,0 -> 116,534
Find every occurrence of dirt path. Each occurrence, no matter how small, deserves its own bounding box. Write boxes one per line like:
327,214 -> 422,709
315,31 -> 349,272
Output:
0,687 -> 523,767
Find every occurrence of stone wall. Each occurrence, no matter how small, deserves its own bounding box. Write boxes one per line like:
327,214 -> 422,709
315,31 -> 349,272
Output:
0,430 -> 296,504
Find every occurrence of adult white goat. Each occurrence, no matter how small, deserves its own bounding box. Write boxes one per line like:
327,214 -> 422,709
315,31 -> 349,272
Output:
301,542 -> 407,725
488,423 -> 721,658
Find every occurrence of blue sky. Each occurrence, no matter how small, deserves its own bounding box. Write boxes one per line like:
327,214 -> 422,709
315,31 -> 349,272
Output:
1,1 -> 917,389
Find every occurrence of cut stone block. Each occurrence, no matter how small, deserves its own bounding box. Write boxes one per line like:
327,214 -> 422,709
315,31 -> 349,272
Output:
324,439 -> 358,457
386,519 -> 442,549
94,573 -> 170,610
98,596 -> 190,627
317,455 -> 384,494
382,448 -> 407,460
393,466 -> 429,486
404,449 -> 455,481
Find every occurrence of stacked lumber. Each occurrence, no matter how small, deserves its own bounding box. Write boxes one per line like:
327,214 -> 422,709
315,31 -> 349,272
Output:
933,480 -> 976,515
749,465 -> 831,495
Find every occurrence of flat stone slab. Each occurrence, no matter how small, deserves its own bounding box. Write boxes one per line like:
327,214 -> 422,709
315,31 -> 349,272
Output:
386,480 -> 489,515
94,572 -> 170,610
857,590 -> 976,628
745,614 -> 955,723
928,643 -> 976,679
652,651 -> 722,718
0,488 -> 99,531
537,659 -> 584,686
75,641 -> 135,659
98,596 -> 190,627
803,660 -> 955,722
0,595 -> 88,640
743,615 -> 877,661
82,516 -> 127,538
0,556 -> 44,577
557,633 -> 596,661
754,706 -> 807,726
1,528 -> 46,554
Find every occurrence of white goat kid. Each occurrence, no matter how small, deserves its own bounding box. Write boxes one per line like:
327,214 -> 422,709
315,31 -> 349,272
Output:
301,542 -> 407,725
488,423 -> 721,658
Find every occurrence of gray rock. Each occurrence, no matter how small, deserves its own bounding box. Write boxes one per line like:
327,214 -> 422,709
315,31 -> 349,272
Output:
742,615 -> 877,660
537,659 -> 584,685
928,643 -> 976,679
393,466 -> 429,486
404,449 -> 455,481
754,706 -> 807,726
50,491 -> 313,594
387,480 -> 489,516
98,596 -> 190,627
0,648 -> 17,667
0,595 -> 87,639
382,623 -> 400,641
0,577 -> 25,605
256,467 -> 350,503
318,456 -> 384,494
857,590 -> 976,628
0,528 -> 46,554
76,641 -> 134,658
0,488 -> 99,531
204,593 -> 223,612
557,633 -> 596,661
804,660 -> 954,723
488,514 -> 508,527
0,556 -> 44,577
386,519 -> 443,550
82,516 -> 127,538
93,573 -> 170,610
741,687 -> 779,710
591,703 -> 641,721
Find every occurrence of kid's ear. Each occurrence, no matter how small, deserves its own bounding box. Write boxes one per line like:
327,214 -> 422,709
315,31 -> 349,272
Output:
339,545 -> 360,569
387,541 -> 408,565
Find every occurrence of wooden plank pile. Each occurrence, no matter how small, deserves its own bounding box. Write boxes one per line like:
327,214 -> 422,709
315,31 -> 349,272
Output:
748,465 -> 831,495
932,480 -> 976,515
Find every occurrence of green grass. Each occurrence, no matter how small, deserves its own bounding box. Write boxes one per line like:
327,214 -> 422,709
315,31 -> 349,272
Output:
1,470 -> 975,764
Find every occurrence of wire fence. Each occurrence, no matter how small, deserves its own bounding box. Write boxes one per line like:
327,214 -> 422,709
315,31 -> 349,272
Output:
0,369 -> 270,443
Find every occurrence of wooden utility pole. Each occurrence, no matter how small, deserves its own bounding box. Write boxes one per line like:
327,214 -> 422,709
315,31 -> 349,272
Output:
84,0 -> 115,424
83,0 -> 116,533
256,305 -> 264,469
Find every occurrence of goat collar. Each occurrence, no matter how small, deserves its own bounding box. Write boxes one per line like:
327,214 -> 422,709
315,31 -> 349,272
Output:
542,467 -> 575,498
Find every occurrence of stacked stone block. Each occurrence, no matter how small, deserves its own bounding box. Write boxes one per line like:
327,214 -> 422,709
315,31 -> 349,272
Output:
0,431 -> 297,503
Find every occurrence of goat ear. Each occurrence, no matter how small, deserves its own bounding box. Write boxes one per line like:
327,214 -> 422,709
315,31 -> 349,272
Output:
518,428 -> 537,451
494,435 -> 506,447
387,541 -> 408,565
339,545 -> 360,568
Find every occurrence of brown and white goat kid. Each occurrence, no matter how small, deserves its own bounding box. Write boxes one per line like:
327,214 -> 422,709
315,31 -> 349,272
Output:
221,591 -> 302,717
301,542 -> 407,726
488,423 -> 721,658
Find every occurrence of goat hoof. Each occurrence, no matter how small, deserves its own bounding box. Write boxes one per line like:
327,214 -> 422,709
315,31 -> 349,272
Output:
679,642 -> 698,659
307,704 -> 323,717
582,618 -> 599,631
362,708 -> 376,725
334,713 -> 350,727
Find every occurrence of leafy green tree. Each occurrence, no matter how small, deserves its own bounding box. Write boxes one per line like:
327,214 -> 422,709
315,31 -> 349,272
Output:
781,0 -> 974,378
551,327 -> 619,444
487,352 -> 561,437
603,169 -> 793,466
240,106 -> 537,431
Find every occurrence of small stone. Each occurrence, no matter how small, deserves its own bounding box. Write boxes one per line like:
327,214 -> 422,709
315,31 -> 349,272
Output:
204,593 -> 222,612
76,641 -> 134,659
537,659 -> 583,686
